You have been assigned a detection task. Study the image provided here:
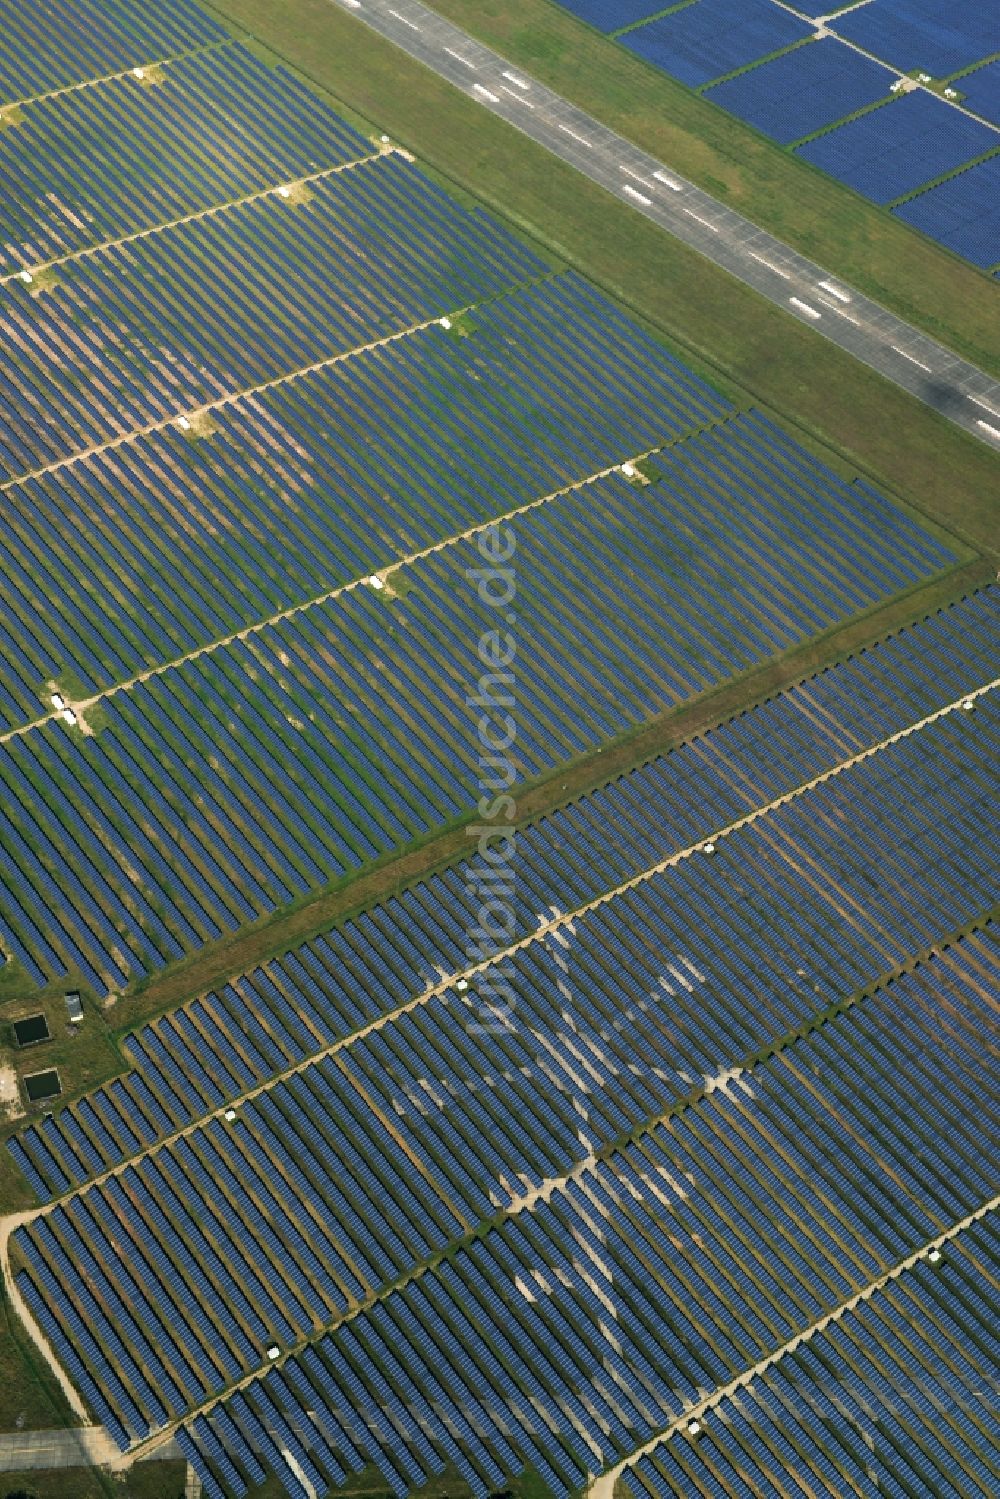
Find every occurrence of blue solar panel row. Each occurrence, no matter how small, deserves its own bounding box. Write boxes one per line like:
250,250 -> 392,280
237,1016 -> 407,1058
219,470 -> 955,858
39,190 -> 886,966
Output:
795,90 -> 998,203
833,0 -> 1000,78
620,0 -> 813,89
0,0 -> 226,100
959,57 -> 1000,125
9,587 -> 996,1198
0,153 -> 547,482
705,37 -> 895,144
0,271 -> 712,736
0,45 -> 374,271
894,154 -> 1000,266
625,1212 -> 999,1496
164,938 -> 996,1499
15,925 -> 999,1483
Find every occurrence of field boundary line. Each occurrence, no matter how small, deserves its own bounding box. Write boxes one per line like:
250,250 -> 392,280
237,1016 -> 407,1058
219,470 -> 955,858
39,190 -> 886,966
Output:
589,1197 -> 1000,1499
0,144 -> 393,285
4,677 -> 994,1212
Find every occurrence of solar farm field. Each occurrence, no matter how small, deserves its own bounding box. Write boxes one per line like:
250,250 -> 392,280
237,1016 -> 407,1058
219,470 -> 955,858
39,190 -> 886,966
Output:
0,0 -> 965,1007
551,0 -> 1000,270
6,593 -> 999,1495
0,400 -> 957,999
0,0 -> 998,1493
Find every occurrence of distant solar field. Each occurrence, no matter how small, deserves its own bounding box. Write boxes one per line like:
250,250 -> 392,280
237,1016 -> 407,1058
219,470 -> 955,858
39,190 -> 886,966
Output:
894,153 -> 1000,267
832,0 -> 1000,77
796,91 -> 997,204
552,0 -> 1000,268
618,0 -> 813,89
704,37 -> 896,145
958,58 -> 1000,126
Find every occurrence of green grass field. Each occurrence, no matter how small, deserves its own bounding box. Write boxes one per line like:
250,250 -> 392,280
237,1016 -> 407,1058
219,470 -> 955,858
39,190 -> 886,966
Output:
0,1459 -> 187,1499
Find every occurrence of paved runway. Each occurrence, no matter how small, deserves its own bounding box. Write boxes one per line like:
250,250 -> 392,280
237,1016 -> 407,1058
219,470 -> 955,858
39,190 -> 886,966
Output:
333,0 -> 1000,451
0,1424 -> 181,1470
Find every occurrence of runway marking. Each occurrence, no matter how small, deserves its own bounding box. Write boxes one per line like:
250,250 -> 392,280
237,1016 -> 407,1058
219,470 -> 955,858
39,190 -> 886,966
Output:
892,346 -> 932,372
501,85 -> 533,106
818,279 -> 851,303
747,251 -> 791,279
387,8 -> 420,28
622,184 -> 652,206
501,70 -> 529,89
557,123 -> 593,147
970,396 -> 1000,419
976,419 -> 1000,441
789,297 -> 821,320
620,166 -> 650,185
444,46 -> 477,69
472,83 -> 499,103
653,169 -> 683,191
684,207 -> 719,232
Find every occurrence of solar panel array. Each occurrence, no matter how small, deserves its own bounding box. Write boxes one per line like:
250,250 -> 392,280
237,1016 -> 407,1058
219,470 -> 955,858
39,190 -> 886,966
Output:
0,47 -> 375,270
796,91 -> 997,206
2,2 -> 998,1496
832,0 -> 1000,78
0,400 -> 955,997
552,0 -> 1000,266
0,0 -> 224,98
0,271 -> 714,727
8,583 -> 999,1491
625,1212 -> 999,1497
11,750 -> 998,1487
704,37 -> 896,146
9,587 -> 998,1197
894,153 -> 1000,267
958,58 -> 1000,126
618,0 -> 813,89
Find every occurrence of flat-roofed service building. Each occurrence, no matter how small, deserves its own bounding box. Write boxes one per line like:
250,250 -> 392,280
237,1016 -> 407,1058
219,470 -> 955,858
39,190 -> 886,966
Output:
23,1069 -> 61,1104
12,1013 -> 50,1048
